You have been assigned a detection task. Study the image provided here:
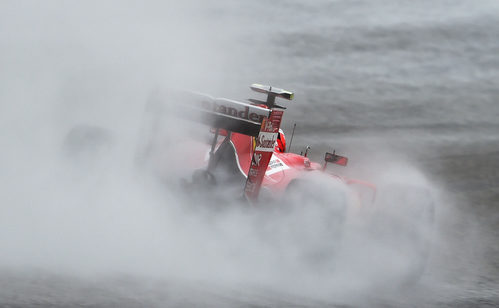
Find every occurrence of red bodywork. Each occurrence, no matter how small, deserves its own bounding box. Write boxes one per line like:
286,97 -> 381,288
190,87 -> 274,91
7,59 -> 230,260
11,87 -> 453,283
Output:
219,131 -> 377,204
148,84 -> 376,203
194,124 -> 374,204
231,132 -> 323,195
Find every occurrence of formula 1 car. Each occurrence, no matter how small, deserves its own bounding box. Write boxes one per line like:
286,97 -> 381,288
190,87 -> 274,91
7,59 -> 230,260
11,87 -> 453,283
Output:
138,84 -> 374,204
64,83 -> 435,283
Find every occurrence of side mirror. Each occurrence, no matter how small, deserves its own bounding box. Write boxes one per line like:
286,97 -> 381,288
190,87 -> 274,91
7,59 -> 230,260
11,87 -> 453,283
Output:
324,151 -> 348,167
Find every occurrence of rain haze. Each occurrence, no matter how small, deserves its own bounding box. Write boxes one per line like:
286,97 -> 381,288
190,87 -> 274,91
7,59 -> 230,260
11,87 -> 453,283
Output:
1,0 -> 498,307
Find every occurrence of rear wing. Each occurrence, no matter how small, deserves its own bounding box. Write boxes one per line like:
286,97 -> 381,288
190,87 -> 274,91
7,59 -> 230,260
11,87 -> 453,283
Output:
146,90 -> 271,137
191,84 -> 294,134
146,83 -> 293,137
190,94 -> 271,137
145,84 -> 294,202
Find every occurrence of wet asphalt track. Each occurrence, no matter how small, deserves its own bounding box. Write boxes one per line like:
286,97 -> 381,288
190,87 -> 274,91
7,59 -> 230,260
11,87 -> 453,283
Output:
1,0 -> 498,307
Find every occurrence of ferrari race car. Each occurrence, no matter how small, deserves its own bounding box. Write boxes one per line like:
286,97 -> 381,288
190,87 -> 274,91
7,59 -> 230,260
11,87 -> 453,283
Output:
64,83 -> 435,283
138,84 -> 373,203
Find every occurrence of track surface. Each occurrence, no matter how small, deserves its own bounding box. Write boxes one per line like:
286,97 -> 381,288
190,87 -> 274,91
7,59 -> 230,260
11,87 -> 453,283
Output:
1,0 -> 498,307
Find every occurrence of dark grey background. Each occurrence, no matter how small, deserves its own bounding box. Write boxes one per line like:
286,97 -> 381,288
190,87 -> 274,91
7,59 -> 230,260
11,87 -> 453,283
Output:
1,0 -> 498,306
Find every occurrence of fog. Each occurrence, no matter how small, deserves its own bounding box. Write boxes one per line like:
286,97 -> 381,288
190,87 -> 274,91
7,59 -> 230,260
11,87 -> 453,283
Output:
1,0 -> 495,306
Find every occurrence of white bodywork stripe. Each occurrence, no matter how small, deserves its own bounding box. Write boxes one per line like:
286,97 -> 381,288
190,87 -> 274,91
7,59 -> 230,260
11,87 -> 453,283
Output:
265,155 -> 290,176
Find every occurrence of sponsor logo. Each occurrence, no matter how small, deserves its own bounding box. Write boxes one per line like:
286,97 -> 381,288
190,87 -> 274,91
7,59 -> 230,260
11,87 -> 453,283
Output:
268,158 -> 284,169
265,157 -> 290,176
264,120 -> 274,132
245,181 -> 256,193
251,153 -> 262,167
248,168 -> 259,177
255,132 -> 277,152
200,99 -> 268,123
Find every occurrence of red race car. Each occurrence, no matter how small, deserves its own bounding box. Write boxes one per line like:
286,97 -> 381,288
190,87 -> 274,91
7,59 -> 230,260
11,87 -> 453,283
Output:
64,83 -> 435,283
140,84 -> 375,206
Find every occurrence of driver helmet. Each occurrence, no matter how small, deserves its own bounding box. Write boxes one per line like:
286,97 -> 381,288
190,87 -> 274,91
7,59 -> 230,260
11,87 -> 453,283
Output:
276,128 -> 286,152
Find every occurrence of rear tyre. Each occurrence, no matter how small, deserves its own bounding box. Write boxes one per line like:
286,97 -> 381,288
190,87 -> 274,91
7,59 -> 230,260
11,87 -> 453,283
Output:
279,176 -> 349,270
